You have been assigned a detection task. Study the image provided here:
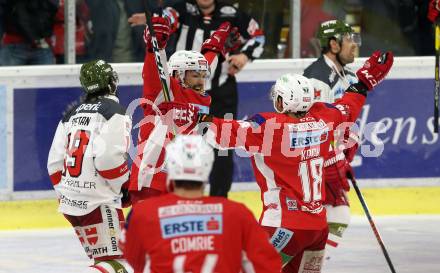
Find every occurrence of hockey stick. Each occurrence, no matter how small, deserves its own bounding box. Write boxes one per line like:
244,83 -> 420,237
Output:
143,1 -> 172,102
434,20 -> 439,133
347,173 -> 397,273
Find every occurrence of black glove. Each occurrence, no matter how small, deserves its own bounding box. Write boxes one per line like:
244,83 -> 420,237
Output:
121,187 -> 131,208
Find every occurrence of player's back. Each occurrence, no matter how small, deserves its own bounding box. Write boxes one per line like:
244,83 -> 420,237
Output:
49,96 -> 130,216
123,193 -> 281,273
248,104 -> 343,230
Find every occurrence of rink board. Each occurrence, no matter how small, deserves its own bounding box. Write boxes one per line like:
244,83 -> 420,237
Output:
0,57 -> 439,197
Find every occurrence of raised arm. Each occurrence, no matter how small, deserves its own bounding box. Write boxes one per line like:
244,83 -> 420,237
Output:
318,51 -> 394,126
202,114 -> 267,154
142,16 -> 173,107
201,22 -> 241,71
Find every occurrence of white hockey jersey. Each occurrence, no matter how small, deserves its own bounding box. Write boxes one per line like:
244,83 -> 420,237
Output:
304,55 -> 358,103
304,55 -> 359,168
47,95 -> 131,216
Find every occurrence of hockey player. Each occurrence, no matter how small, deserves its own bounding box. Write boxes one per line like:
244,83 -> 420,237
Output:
303,19 -> 361,256
121,134 -> 282,273
47,60 -> 132,273
162,50 -> 393,272
129,15 -> 239,204
128,0 -> 265,198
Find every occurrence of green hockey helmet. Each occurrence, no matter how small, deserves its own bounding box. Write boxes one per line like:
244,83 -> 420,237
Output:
79,60 -> 118,94
317,19 -> 360,48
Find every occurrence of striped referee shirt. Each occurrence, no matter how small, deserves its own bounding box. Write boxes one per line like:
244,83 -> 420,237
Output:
166,0 -> 265,90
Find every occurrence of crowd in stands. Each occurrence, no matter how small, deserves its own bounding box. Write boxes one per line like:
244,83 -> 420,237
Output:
0,0 -> 436,66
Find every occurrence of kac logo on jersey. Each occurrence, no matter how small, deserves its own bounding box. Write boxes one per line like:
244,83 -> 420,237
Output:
290,129 -> 328,148
160,214 -> 223,239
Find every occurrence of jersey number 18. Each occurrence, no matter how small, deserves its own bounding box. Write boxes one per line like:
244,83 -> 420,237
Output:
298,157 -> 324,203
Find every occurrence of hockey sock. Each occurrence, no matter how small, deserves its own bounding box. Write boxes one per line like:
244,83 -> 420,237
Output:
92,260 -> 128,273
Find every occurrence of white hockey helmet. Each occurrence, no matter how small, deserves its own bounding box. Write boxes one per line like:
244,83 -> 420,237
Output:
168,50 -> 210,84
165,135 -> 214,182
270,73 -> 315,113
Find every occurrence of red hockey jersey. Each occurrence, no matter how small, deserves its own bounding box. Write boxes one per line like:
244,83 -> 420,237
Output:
121,193 -> 282,273
129,50 -> 217,194
205,92 -> 365,230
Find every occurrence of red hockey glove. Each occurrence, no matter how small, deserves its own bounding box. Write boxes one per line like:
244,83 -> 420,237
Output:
428,0 -> 440,23
201,22 -> 234,60
143,16 -> 171,50
344,142 -> 358,163
324,159 -> 350,192
356,51 -> 394,91
121,182 -> 131,208
158,101 -> 200,129
343,131 -> 359,163
163,7 -> 179,33
225,27 -> 241,53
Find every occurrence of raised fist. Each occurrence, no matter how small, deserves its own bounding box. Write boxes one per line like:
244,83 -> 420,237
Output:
356,51 -> 394,91
143,16 -> 171,50
201,22 -> 236,60
428,0 -> 440,23
225,27 -> 241,53
158,102 -> 199,132
163,7 -> 179,33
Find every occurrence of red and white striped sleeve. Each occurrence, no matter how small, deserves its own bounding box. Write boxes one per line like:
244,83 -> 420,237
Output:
93,113 -> 132,192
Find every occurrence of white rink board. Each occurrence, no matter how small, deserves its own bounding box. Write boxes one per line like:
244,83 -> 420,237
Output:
0,56 -> 438,200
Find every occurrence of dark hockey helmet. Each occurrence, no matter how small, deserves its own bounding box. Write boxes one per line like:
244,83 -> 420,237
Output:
317,19 -> 360,48
79,60 -> 118,95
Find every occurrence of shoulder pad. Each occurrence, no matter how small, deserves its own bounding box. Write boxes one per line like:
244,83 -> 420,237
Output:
98,98 -> 126,120
303,57 -> 332,84
323,102 -> 337,109
62,103 -> 80,123
66,98 -> 126,121
246,113 -> 266,126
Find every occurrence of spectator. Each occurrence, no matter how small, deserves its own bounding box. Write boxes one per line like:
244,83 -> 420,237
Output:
399,0 -> 434,56
0,0 -> 58,66
0,0 -> 5,42
84,0 -> 146,63
52,0 -> 90,64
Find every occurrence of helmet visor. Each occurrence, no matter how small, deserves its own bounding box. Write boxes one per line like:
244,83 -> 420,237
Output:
344,32 -> 362,47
